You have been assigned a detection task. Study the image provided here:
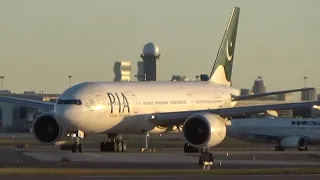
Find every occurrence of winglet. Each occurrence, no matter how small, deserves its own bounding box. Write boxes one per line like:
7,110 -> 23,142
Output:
209,7 -> 240,86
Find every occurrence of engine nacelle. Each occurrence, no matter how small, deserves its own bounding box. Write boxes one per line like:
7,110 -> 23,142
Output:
182,113 -> 226,148
280,136 -> 307,148
32,111 -> 69,145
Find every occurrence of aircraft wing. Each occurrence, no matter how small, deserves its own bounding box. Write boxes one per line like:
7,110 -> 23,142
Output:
150,100 -> 320,127
0,96 -> 55,111
231,87 -> 315,101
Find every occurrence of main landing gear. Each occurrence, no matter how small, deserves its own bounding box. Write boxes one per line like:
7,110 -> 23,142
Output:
100,134 -> 127,152
298,146 -> 308,151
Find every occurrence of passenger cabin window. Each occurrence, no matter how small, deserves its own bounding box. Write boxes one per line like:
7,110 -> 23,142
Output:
57,99 -> 82,105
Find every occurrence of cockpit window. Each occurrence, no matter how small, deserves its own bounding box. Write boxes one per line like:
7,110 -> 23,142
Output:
57,99 -> 82,105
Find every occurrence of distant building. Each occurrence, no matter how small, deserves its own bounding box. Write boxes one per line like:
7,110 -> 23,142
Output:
136,61 -> 145,81
252,76 -> 266,94
240,88 -> 251,95
0,93 -> 60,132
23,91 -> 36,95
277,93 -> 293,101
171,75 -> 189,81
140,43 -> 160,81
113,61 -> 131,82
301,89 -> 317,101
0,90 -> 11,95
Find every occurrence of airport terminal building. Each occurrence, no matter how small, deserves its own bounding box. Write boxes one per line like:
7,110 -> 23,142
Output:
0,91 -> 59,132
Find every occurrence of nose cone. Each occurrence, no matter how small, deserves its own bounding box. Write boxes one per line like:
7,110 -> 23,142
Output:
55,105 -> 81,129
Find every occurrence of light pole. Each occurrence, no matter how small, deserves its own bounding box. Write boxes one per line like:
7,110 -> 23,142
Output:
68,75 -> 72,88
304,76 -> 307,88
0,76 -> 4,96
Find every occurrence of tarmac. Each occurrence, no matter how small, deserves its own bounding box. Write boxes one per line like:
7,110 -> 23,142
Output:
2,174 -> 320,180
0,135 -> 320,179
2,147 -> 320,169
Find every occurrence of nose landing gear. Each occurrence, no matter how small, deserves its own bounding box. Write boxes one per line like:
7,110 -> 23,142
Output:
70,130 -> 84,153
198,147 -> 214,169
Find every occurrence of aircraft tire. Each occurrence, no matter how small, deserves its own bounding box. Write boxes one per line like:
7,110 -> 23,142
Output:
116,142 -> 123,152
71,144 -> 77,153
78,144 -> 83,153
100,142 -> 105,152
121,142 -> 127,152
299,146 -> 308,151
113,142 -> 118,152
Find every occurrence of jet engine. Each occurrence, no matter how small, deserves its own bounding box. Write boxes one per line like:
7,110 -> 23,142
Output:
182,113 -> 227,148
280,136 -> 307,148
32,111 -> 68,145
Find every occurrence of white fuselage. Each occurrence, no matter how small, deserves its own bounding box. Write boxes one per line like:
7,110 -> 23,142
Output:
227,117 -> 320,144
54,81 -> 240,135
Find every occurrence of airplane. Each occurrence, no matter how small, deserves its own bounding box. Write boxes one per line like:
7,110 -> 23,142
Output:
0,7 -> 319,163
227,117 -> 320,151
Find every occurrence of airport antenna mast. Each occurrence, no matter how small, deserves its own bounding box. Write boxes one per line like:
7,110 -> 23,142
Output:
304,76 -> 307,88
68,75 -> 72,88
0,76 -> 4,96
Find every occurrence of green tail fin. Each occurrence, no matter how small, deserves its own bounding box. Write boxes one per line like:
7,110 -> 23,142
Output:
209,7 -> 240,86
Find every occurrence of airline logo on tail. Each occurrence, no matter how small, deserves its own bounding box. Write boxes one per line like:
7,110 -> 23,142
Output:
226,41 -> 233,61
209,7 -> 240,86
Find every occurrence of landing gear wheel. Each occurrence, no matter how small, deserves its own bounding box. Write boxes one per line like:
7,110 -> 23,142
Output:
78,144 -> 83,153
71,144 -> 83,153
198,150 -> 214,167
113,142 -> 118,152
121,142 -> 127,152
117,142 -> 123,152
71,144 -> 77,153
100,134 -> 127,152
100,142 -> 105,152
299,146 -> 308,151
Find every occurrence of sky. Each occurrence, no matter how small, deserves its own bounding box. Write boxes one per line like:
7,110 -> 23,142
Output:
0,0 -> 319,93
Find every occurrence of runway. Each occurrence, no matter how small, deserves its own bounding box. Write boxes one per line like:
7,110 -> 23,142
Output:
0,145 -> 319,180
2,174 -> 320,180
0,146 -> 320,169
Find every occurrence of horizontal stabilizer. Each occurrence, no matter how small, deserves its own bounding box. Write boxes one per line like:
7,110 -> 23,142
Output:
231,87 -> 315,101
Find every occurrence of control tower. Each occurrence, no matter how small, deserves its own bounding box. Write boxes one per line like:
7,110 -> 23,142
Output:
252,76 -> 266,94
140,43 -> 160,81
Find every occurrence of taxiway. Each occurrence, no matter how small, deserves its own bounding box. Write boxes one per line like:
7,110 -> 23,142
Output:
0,145 -> 318,179
2,174 -> 320,180
0,145 -> 319,169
